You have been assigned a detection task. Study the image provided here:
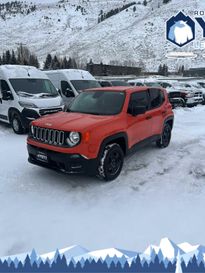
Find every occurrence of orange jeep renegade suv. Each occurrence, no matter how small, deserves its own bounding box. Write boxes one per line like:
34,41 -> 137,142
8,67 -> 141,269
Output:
27,87 -> 174,181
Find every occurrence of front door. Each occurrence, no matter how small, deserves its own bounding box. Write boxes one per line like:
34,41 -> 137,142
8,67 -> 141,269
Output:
127,90 -> 152,148
0,80 -> 12,122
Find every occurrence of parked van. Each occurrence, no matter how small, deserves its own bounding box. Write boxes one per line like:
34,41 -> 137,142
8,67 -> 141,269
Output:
45,69 -> 100,103
0,65 -> 63,134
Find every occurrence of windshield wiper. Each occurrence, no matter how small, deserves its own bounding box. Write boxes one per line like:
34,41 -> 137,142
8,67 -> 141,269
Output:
17,91 -> 34,97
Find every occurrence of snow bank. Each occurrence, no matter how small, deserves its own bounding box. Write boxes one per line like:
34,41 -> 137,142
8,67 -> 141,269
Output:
0,106 -> 205,257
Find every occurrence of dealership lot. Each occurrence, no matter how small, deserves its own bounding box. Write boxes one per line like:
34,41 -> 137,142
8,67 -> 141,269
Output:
0,106 -> 205,257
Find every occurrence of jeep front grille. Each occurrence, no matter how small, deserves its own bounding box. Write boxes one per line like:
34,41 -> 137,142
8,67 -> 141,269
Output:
32,126 -> 65,146
39,107 -> 62,116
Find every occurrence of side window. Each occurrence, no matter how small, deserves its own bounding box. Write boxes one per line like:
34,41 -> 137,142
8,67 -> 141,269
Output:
1,80 -> 10,92
61,81 -> 73,95
149,89 -> 164,109
128,91 -> 149,114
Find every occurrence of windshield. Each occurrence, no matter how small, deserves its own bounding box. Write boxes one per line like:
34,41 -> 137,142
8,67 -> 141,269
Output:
70,80 -> 101,91
69,90 -> 125,115
111,81 -> 130,86
144,82 -> 161,87
9,78 -> 58,96
157,82 -> 172,88
174,83 -> 192,89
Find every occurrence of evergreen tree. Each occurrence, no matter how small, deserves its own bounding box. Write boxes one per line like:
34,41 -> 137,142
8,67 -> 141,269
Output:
158,64 -> 163,75
2,52 -> 6,64
67,260 -> 75,271
61,56 -> 68,69
44,53 -> 52,70
51,55 -> 60,70
23,255 -> 32,271
5,50 -> 11,64
30,249 -> 38,265
11,50 -> 17,64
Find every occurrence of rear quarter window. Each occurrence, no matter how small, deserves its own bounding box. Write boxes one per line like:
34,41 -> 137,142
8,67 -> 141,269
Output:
128,91 -> 149,114
149,89 -> 165,109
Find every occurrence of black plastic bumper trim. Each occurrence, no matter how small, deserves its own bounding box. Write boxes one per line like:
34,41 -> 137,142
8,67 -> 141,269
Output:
27,144 -> 98,176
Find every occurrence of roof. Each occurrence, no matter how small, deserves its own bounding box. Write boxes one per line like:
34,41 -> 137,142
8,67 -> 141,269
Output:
45,69 -> 95,80
0,65 -> 48,80
85,86 -> 160,93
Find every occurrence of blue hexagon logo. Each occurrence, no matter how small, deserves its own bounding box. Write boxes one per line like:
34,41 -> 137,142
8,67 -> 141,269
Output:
166,12 -> 195,47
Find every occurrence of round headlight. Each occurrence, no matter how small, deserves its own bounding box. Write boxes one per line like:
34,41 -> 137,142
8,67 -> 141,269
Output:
66,132 -> 80,146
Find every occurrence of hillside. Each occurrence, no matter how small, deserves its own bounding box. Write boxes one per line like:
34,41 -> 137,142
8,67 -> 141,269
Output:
0,0 -> 204,71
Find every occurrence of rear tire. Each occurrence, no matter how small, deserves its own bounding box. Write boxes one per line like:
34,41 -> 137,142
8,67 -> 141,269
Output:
11,113 -> 25,134
156,123 -> 172,148
97,143 -> 124,181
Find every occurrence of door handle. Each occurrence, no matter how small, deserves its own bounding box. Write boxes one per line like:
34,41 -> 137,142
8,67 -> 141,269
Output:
146,115 -> 152,120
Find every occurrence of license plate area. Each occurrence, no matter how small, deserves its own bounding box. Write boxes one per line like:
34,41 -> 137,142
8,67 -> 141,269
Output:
36,152 -> 48,163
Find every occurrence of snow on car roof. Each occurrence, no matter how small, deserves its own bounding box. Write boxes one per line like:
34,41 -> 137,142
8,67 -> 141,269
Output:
0,65 -> 48,80
45,69 -> 95,80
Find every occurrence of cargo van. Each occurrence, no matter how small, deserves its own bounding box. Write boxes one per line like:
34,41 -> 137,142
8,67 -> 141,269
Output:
45,69 -> 100,104
0,65 -> 63,134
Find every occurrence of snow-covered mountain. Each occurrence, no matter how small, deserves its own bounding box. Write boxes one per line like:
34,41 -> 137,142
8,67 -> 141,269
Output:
143,238 -> 205,263
74,247 -> 137,262
40,245 -> 89,261
1,238 -> 205,265
0,0 -> 204,71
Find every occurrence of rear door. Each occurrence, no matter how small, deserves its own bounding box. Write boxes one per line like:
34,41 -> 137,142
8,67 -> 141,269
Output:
127,90 -> 152,147
148,88 -> 165,136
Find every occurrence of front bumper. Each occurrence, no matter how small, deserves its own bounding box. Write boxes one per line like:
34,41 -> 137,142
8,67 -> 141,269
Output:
27,144 -> 98,175
186,97 -> 203,106
169,97 -> 185,107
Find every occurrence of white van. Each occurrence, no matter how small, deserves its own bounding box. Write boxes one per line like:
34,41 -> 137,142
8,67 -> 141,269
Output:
45,69 -> 100,103
0,65 -> 63,134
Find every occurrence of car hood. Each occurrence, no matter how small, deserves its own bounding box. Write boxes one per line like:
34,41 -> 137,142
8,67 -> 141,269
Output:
18,95 -> 63,108
32,112 -> 119,132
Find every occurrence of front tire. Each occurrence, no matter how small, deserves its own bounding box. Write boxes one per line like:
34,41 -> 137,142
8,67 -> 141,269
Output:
97,143 -> 124,181
11,114 -> 25,134
156,123 -> 172,148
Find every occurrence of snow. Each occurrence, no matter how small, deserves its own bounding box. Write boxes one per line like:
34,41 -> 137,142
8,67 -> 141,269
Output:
175,253 -> 183,273
0,0 -> 204,71
178,242 -> 199,253
40,245 -> 89,261
144,238 -> 184,261
74,247 -> 137,262
0,65 -> 49,80
0,106 -> 205,257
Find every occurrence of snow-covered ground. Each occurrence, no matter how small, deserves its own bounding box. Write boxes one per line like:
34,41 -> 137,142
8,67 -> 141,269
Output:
0,106 -> 205,257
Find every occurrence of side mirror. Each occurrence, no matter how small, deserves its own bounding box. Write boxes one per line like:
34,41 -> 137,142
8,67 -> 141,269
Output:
2,90 -> 13,100
63,89 -> 75,98
131,105 -> 146,116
